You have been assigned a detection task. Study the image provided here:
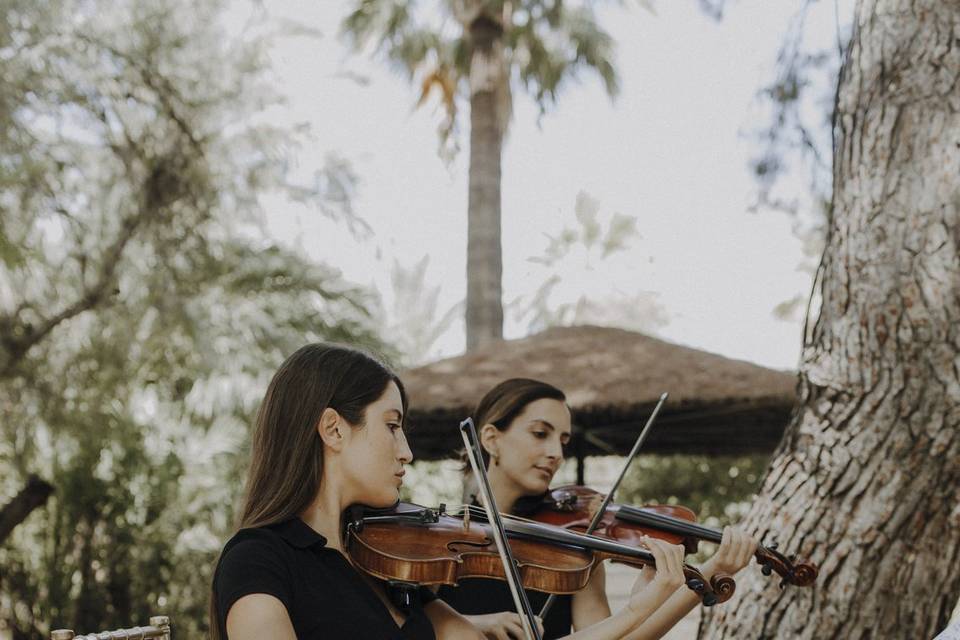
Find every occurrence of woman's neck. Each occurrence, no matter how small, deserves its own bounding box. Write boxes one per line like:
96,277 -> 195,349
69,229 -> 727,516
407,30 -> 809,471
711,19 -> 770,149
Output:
485,465 -> 525,515
300,474 -> 347,551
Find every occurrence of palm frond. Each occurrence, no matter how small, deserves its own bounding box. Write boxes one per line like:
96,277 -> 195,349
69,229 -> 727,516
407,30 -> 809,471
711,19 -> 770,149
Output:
508,3 -> 620,111
342,1 -> 459,80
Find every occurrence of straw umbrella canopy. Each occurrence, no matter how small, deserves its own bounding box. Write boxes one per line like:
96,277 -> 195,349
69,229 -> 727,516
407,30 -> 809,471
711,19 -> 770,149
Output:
402,326 -> 797,473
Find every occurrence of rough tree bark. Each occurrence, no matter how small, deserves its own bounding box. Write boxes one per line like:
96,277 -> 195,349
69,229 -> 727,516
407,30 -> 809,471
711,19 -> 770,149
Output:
700,1 -> 960,638
465,8 -> 506,350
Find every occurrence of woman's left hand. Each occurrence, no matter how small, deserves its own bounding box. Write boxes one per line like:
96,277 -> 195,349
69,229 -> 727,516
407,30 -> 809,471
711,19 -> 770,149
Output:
702,526 -> 757,577
630,563 -> 655,596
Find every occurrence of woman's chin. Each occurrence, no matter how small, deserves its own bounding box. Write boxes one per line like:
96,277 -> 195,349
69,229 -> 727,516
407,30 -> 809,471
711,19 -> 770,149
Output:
362,490 -> 400,509
524,478 -> 551,495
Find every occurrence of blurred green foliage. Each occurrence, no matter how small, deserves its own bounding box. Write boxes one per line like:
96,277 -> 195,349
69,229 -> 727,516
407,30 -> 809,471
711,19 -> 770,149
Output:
619,453 -> 769,525
0,1 -> 385,637
617,453 -> 770,560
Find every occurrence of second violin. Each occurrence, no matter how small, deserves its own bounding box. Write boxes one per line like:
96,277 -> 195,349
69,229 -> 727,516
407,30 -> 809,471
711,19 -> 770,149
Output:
536,484 -> 818,588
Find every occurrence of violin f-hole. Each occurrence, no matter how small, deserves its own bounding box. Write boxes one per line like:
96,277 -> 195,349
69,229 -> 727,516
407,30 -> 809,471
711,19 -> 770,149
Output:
447,539 -> 494,553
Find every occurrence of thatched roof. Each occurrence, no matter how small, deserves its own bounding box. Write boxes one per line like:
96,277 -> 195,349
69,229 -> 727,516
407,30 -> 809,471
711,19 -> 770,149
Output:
402,325 -> 797,460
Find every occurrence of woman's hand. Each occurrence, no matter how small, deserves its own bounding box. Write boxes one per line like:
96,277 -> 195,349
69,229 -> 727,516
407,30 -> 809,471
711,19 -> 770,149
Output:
644,537 -> 686,595
627,536 -> 686,616
629,563 -> 655,596
701,526 -> 757,577
463,612 -> 543,640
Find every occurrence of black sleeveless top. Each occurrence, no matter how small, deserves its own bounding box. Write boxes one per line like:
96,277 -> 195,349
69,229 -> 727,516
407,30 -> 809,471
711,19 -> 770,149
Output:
213,517 -> 437,640
437,495 -> 574,639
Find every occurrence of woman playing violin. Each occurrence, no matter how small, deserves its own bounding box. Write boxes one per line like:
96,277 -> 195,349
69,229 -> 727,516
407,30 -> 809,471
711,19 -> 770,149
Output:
210,344 -> 481,640
210,346 -> 693,640
438,378 -> 759,640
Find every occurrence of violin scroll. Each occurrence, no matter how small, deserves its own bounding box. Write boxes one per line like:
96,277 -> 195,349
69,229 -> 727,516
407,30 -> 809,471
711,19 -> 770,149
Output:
708,572 -> 736,604
756,542 -> 818,588
681,570 -> 709,606
679,570 -> 735,606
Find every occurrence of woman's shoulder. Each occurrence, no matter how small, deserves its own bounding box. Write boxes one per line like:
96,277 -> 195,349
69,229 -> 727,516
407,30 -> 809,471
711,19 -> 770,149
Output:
215,524 -> 298,582
214,524 -> 302,617
219,524 -> 287,559
222,524 -> 286,552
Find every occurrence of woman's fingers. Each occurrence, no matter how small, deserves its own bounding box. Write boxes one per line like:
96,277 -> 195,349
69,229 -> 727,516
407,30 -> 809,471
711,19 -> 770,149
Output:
503,613 -> 525,640
631,563 -> 656,595
713,526 -> 759,573
644,536 -> 685,588
732,528 -> 746,564
644,534 -> 668,570
505,612 -> 541,640
534,615 -> 544,636
718,526 -> 735,564
740,530 -> 758,567
663,537 -> 684,578
473,612 -> 531,640
729,527 -> 755,568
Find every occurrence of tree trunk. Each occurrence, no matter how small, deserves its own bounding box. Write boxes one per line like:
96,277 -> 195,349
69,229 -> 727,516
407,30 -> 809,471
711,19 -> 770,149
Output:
700,2 -> 960,638
465,12 -> 505,350
0,475 -> 53,545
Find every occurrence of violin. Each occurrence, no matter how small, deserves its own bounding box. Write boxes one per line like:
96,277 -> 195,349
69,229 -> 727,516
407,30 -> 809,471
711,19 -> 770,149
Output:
535,485 -> 818,588
344,501 -> 733,606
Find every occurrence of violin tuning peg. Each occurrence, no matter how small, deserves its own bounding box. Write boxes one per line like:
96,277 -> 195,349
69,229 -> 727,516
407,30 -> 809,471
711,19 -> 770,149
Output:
686,578 -> 704,593
761,563 -> 773,576
703,593 -> 718,607
768,542 -> 779,550
779,577 -> 789,589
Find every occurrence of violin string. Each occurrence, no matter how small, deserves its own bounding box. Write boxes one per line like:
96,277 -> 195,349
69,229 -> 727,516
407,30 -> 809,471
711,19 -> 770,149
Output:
452,504 -> 550,527
454,504 -> 600,534
446,504 -> 719,576
450,504 -> 532,525
450,504 -> 651,550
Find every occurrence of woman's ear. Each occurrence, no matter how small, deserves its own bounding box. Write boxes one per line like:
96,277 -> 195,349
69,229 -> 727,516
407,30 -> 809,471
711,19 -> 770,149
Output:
317,407 -> 345,452
479,423 -> 501,464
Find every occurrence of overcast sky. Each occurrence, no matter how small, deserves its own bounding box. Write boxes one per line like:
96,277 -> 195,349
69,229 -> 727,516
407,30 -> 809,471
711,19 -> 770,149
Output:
237,0 -> 854,371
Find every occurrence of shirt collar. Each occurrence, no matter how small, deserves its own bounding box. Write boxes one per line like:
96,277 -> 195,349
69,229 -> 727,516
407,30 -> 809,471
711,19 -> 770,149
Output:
272,517 -> 329,549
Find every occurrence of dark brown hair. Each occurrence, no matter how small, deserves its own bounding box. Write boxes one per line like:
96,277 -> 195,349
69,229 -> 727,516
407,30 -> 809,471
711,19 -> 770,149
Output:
210,343 -> 405,639
471,378 -> 566,469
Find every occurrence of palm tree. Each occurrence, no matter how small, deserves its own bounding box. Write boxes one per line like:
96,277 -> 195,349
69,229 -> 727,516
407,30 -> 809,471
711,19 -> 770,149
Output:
342,0 -> 620,349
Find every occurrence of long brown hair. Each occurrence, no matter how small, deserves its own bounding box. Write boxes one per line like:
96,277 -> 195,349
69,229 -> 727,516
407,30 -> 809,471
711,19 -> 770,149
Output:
471,378 -> 566,469
210,343 -> 406,639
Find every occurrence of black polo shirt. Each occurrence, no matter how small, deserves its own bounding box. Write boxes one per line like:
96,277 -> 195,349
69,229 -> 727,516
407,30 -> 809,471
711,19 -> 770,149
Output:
438,580 -> 573,639
214,518 -> 437,639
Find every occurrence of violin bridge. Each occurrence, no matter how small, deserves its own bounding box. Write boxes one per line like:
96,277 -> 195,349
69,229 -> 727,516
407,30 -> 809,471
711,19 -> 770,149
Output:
463,505 -> 471,531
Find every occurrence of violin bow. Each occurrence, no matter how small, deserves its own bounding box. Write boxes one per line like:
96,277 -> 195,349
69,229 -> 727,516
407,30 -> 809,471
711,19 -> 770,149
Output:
539,392 -> 669,619
460,418 -> 543,640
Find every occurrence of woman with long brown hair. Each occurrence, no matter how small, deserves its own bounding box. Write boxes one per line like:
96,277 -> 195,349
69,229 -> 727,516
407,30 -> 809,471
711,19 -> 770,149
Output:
438,378 -> 758,640
209,343 -> 481,640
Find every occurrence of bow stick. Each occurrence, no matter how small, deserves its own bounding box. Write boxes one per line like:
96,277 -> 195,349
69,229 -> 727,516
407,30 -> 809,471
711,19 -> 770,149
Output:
461,417 -> 543,640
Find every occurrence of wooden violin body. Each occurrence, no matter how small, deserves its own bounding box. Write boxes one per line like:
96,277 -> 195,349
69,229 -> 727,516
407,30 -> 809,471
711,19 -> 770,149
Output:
537,485 -> 701,554
347,502 -> 596,594
345,501 -> 728,605
537,485 -> 818,589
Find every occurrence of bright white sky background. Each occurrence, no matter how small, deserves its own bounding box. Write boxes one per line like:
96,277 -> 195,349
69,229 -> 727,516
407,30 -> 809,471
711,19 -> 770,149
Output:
239,0 -> 855,371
